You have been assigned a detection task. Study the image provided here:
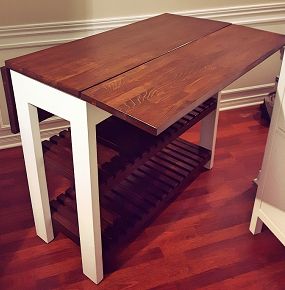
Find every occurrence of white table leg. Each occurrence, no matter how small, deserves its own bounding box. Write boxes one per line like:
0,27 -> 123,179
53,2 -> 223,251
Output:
11,71 -> 110,284
200,92 -> 221,169
70,102 -> 104,284
14,94 -> 54,243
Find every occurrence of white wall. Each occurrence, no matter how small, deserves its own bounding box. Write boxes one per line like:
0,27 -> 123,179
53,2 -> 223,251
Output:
1,1 -> 285,148
0,0 -> 278,25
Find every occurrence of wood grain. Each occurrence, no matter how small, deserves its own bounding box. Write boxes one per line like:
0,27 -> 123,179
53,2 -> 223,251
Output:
82,24 -> 285,135
5,14 -> 229,96
2,106 -> 285,290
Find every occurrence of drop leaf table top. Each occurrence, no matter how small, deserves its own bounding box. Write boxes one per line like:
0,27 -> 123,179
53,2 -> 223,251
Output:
5,13 -> 285,135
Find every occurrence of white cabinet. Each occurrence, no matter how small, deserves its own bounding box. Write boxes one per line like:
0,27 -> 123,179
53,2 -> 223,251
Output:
250,55 -> 285,245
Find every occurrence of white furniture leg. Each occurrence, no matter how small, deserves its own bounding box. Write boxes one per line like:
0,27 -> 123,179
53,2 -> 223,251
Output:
11,70 -> 110,284
70,102 -> 104,283
14,99 -> 54,243
249,202 -> 264,234
200,92 -> 221,169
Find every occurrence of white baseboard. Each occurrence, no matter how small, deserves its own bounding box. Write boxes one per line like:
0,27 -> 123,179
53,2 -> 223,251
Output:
0,117 -> 69,149
220,83 -> 275,111
0,83 -> 274,149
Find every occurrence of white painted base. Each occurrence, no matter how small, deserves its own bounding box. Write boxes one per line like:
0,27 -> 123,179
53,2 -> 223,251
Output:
0,117 -> 69,149
11,70 -> 110,284
200,92 -> 221,169
220,83 -> 275,111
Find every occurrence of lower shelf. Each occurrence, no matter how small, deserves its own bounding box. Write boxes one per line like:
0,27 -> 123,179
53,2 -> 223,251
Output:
50,138 -> 210,264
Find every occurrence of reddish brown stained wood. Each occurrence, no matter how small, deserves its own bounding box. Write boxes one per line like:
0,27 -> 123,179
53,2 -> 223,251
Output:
82,24 -> 285,135
1,67 -> 19,133
5,14 -> 229,97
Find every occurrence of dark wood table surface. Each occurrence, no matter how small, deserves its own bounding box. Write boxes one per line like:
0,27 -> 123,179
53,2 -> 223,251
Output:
5,13 -> 285,135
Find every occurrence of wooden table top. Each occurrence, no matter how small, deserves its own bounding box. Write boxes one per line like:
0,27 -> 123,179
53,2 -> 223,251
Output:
6,14 -> 229,97
6,13 -> 285,135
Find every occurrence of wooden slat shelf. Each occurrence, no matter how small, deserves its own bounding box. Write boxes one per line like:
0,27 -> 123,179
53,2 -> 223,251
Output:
43,97 -> 214,267
50,138 -> 211,267
43,97 -> 216,194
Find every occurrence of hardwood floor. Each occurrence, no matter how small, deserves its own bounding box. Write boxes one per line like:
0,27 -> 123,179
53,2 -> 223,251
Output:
1,106 -> 285,289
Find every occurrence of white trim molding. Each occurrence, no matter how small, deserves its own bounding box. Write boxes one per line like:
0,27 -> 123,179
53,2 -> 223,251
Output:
0,117 -> 69,149
220,83 -> 275,111
0,2 -> 285,49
